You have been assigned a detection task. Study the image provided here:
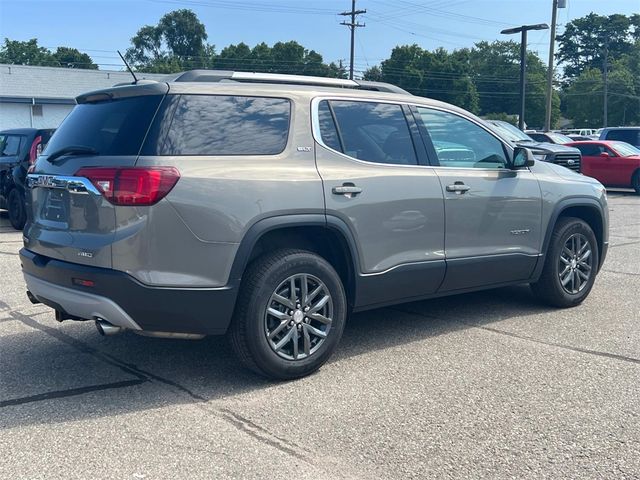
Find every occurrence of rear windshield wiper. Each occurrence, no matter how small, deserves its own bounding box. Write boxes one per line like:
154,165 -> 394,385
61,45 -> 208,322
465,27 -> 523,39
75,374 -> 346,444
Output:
46,145 -> 98,164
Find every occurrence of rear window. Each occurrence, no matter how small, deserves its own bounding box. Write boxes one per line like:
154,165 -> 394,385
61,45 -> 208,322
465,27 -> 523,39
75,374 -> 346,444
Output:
44,96 -> 163,156
145,95 -> 291,156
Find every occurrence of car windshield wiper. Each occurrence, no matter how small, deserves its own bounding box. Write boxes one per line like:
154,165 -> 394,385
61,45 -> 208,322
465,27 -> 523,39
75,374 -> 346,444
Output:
46,145 -> 98,164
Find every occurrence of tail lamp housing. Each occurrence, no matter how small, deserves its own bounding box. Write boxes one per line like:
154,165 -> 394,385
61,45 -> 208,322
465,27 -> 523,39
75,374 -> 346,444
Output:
74,167 -> 180,206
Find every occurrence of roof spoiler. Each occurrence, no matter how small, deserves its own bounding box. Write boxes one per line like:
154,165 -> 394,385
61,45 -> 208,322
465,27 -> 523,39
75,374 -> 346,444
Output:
164,70 -> 411,95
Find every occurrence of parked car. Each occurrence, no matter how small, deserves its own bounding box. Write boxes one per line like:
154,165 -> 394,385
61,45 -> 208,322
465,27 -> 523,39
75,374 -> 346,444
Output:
486,120 -> 582,172
599,127 -> 640,149
562,128 -> 598,137
0,128 -> 54,229
526,131 -> 574,145
568,140 -> 640,194
21,71 -> 608,379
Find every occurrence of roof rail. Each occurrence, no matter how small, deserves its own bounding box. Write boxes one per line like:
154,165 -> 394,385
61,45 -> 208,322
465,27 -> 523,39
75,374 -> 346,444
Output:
165,70 -> 410,95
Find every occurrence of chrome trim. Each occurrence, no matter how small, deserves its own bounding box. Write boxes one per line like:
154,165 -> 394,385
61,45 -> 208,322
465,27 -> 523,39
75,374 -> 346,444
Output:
310,96 -> 515,171
232,71 -> 359,88
27,174 -> 101,195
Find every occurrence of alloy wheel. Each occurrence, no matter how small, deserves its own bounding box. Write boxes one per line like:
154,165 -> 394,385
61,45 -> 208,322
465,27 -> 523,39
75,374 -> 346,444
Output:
558,233 -> 593,294
264,273 -> 333,360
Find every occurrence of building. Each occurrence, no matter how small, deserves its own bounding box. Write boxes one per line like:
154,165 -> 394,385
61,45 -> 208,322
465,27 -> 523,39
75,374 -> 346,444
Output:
0,64 -> 166,130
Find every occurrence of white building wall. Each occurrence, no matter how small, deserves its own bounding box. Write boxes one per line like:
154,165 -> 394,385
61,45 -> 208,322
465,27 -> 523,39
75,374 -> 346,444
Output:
0,103 -> 74,130
0,103 -> 31,130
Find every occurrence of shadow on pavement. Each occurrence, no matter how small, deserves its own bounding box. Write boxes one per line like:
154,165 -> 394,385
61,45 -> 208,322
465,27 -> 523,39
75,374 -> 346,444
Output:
0,284 -> 553,429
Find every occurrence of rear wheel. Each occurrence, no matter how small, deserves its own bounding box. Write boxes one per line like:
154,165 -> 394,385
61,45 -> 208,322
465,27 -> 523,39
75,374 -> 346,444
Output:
229,249 -> 347,380
7,188 -> 26,230
531,217 -> 599,308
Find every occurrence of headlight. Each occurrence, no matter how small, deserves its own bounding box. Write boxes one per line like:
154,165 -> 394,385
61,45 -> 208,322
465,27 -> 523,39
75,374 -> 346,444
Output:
532,153 -> 547,161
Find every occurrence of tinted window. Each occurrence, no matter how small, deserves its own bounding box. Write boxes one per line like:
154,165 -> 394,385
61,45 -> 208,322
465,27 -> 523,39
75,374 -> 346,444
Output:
326,101 -> 417,165
0,135 -> 22,156
156,95 -> 290,156
605,129 -> 640,146
317,101 -> 342,152
417,108 -> 507,168
44,96 -> 163,156
574,144 -> 603,156
528,133 -> 549,143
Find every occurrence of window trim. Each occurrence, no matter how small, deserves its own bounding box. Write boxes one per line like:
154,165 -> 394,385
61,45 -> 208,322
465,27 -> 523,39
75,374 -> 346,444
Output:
311,96 -> 514,171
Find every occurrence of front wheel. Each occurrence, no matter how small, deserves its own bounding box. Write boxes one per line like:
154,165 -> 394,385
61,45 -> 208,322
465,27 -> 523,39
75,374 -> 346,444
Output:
7,188 -> 26,230
531,217 -> 599,308
229,249 -> 347,380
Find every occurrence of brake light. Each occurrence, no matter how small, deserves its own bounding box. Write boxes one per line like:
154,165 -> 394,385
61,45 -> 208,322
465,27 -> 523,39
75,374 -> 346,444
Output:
74,167 -> 180,206
29,136 -> 42,164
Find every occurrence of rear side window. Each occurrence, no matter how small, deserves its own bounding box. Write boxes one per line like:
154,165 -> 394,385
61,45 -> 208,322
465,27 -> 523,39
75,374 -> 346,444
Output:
321,100 -> 417,165
605,129 -> 640,146
0,135 -> 22,156
44,96 -> 163,156
152,95 -> 290,156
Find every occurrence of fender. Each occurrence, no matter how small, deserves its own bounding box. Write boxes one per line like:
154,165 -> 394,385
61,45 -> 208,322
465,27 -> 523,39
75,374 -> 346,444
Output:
11,164 -> 27,193
531,196 -> 607,280
226,214 -> 363,287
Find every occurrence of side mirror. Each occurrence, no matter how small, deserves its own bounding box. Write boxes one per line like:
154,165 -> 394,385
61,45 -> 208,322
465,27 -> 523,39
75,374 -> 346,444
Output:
599,151 -> 610,158
512,147 -> 535,169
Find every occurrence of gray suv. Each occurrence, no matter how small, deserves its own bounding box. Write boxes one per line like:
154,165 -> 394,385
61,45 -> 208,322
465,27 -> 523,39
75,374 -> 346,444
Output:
21,71 -> 609,379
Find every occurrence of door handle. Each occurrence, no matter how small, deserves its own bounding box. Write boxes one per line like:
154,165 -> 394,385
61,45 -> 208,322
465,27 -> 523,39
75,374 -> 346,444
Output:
446,182 -> 471,194
332,183 -> 363,197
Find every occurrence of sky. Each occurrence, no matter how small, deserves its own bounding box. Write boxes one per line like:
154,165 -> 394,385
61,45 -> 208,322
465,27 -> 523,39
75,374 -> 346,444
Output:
0,0 -> 638,74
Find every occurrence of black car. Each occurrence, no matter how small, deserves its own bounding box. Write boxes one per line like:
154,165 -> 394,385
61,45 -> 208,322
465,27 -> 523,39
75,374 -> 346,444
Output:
526,131 -> 575,145
0,128 -> 55,229
486,121 -> 582,173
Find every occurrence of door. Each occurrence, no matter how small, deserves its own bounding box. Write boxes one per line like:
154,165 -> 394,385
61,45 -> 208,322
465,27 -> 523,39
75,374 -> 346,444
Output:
574,142 -> 619,186
313,98 -> 445,307
413,106 -> 543,291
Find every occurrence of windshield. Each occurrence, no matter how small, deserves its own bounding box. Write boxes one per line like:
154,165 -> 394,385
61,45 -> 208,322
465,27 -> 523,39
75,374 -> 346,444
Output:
488,121 -> 532,142
613,141 -> 640,157
546,132 -> 573,144
44,95 -> 163,157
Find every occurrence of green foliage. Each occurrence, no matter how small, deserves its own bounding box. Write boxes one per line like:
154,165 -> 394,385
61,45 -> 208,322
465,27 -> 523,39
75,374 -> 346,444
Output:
0,38 -> 97,69
557,13 -> 638,80
216,41 -> 345,77
364,41 -> 560,127
125,9 -> 214,72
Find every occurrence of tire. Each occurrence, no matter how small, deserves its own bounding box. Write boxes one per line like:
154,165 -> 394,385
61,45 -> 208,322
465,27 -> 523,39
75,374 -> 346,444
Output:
229,249 -> 347,380
632,170 -> 640,195
7,188 -> 26,230
531,217 -> 599,308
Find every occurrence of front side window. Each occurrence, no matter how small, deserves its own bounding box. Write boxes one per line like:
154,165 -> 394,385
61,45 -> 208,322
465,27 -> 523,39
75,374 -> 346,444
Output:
0,135 -> 22,156
320,100 -> 418,166
417,107 -> 508,169
156,95 -> 290,156
574,144 -> 604,157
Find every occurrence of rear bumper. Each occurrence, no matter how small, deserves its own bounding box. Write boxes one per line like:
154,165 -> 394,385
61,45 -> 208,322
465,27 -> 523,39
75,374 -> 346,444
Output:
20,249 -> 237,335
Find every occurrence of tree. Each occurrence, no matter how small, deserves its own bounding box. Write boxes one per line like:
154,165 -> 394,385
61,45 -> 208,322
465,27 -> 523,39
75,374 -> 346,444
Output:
215,40 -> 345,78
125,9 -> 214,72
52,47 -> 98,69
556,13 -> 637,80
0,38 -> 97,69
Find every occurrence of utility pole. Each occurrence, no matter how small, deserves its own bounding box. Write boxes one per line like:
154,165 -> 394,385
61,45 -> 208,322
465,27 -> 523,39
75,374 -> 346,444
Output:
340,0 -> 366,80
502,23 -> 549,130
603,38 -> 609,128
544,0 -> 566,131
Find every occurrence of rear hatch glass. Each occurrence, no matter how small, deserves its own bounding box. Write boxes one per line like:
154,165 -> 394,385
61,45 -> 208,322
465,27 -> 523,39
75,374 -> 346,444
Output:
26,94 -> 164,268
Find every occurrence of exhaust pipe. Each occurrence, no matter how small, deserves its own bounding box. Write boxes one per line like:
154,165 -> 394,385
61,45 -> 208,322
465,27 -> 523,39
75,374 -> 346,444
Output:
26,290 -> 40,304
95,319 -> 123,336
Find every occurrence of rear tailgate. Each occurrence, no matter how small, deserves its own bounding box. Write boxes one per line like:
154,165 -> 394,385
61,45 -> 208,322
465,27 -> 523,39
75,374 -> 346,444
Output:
24,84 -> 168,269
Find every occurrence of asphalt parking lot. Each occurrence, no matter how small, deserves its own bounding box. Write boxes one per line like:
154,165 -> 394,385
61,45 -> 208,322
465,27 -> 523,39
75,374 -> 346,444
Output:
1,191 -> 638,479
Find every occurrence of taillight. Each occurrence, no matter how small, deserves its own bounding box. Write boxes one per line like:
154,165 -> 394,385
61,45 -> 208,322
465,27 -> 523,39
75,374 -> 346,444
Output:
29,136 -> 42,164
74,167 -> 180,206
